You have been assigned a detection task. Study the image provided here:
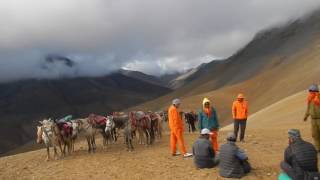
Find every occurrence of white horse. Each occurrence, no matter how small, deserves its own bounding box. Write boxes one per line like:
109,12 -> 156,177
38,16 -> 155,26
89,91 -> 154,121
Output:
69,120 -> 81,152
37,119 -> 63,161
104,116 -> 116,147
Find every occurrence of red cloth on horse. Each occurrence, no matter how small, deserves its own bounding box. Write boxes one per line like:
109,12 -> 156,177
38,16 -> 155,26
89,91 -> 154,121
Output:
88,114 -> 107,126
62,123 -> 73,136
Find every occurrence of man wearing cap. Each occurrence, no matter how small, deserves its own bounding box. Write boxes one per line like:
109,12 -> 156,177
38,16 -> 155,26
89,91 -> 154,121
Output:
168,98 -> 193,158
219,132 -> 251,179
279,129 -> 319,180
192,128 -> 219,169
232,93 -> 249,142
198,98 -> 220,153
304,84 -> 320,151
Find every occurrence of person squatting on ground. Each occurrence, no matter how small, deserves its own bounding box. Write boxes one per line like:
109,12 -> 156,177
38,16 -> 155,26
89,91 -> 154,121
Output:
192,128 -> 219,169
198,98 -> 220,153
279,129 -> 319,180
168,98 -> 193,158
232,93 -> 249,142
219,132 -> 251,179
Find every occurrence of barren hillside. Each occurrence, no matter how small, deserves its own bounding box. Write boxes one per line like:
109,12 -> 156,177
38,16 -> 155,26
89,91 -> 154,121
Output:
131,10 -> 320,126
0,90 -> 316,180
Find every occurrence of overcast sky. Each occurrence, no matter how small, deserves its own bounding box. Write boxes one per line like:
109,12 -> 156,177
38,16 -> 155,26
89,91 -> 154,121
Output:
0,0 -> 320,82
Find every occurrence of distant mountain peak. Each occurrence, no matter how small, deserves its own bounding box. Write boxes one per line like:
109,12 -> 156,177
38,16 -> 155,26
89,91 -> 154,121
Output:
44,54 -> 75,68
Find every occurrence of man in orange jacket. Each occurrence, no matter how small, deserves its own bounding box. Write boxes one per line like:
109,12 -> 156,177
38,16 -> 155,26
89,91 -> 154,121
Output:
168,98 -> 193,158
232,94 -> 249,142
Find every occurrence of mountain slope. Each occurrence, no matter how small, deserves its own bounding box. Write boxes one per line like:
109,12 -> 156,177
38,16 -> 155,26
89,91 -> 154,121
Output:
131,10 -> 320,125
0,73 -> 171,154
0,90 -> 315,180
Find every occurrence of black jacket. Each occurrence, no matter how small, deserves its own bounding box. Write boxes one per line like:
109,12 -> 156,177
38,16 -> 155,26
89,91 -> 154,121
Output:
285,139 -> 318,173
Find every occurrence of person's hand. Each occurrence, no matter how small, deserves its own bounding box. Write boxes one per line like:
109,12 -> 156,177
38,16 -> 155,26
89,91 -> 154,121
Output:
303,116 -> 308,122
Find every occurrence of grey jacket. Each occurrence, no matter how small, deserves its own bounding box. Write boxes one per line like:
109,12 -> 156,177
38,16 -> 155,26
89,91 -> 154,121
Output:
192,138 -> 217,168
219,142 -> 247,178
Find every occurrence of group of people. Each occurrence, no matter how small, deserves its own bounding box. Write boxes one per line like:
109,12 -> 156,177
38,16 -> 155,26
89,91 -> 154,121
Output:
168,93 -> 250,178
168,84 -> 320,179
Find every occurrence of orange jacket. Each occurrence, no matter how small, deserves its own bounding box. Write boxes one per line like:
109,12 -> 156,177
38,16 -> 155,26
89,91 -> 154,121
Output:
168,105 -> 183,130
232,100 -> 248,120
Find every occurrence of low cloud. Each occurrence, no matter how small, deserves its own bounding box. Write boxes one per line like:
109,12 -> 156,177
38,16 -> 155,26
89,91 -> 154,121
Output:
0,0 -> 320,82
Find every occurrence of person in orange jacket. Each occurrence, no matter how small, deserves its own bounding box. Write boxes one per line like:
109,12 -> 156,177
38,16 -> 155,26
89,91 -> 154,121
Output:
232,93 -> 249,142
168,98 -> 193,158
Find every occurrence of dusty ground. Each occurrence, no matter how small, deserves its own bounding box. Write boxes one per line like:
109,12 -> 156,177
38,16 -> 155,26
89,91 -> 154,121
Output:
0,90 -> 318,180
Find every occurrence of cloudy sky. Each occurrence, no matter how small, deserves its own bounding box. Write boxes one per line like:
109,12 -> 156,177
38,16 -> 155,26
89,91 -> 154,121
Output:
0,0 -> 320,82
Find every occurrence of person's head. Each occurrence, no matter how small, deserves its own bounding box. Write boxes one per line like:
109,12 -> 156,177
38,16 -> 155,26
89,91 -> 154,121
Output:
288,129 -> 301,145
172,98 -> 181,108
203,98 -> 211,109
237,93 -> 245,102
309,84 -> 319,93
200,128 -> 212,139
226,132 -> 236,142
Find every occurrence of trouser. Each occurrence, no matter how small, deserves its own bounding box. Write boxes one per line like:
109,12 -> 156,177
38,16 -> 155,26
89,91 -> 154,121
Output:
311,118 -> 320,151
210,130 -> 219,153
195,158 -> 219,169
170,129 -> 187,155
190,121 -> 196,132
234,119 -> 247,141
280,161 -> 304,180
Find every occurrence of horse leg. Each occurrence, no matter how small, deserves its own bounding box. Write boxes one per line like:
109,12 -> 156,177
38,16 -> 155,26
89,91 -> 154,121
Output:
92,136 -> 96,152
53,144 -> 59,160
126,137 -> 129,151
129,138 -> 134,151
67,139 -> 71,155
63,141 -> 66,157
46,146 -> 50,161
58,140 -> 63,156
72,138 -> 75,152
86,137 -> 91,153
102,133 -> 107,149
113,128 -> 117,142
140,129 -> 145,145
144,130 -> 149,145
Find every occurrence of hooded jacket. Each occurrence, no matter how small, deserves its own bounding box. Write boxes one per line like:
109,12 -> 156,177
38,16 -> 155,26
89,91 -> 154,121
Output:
232,99 -> 248,120
198,98 -> 219,131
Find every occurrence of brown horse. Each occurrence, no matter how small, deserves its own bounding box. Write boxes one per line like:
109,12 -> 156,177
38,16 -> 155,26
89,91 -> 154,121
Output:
149,112 -> 163,141
54,121 -> 73,156
77,118 -> 98,153
129,111 -> 152,145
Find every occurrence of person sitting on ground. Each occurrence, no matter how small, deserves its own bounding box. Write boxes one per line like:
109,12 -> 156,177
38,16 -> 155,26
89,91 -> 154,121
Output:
279,129 -> 319,180
192,128 -> 219,169
219,132 -> 251,179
